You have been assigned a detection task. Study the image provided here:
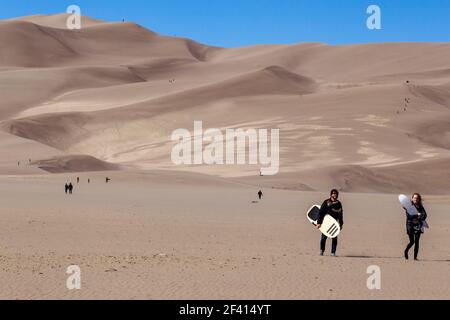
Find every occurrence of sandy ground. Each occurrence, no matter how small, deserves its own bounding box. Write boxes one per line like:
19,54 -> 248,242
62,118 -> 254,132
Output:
0,171 -> 448,300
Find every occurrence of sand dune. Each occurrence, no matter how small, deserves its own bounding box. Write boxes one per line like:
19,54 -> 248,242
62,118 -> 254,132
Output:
1,14 -> 450,194
0,20 -> 79,67
0,66 -> 145,119
410,82 -> 450,107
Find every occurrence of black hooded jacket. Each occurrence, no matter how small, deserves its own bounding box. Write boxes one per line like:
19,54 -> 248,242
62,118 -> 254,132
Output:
317,199 -> 344,227
406,203 -> 427,234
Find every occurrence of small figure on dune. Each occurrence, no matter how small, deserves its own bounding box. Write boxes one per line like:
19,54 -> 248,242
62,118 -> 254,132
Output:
77,177 -> 80,184
258,190 -> 263,200
69,183 -> 73,194
88,178 -> 90,184
106,177 -> 111,183
17,161 -> 20,166
65,183 -> 69,194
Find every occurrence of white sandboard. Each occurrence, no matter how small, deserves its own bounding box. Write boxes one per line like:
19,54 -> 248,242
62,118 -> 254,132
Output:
306,205 -> 341,238
399,194 -> 419,216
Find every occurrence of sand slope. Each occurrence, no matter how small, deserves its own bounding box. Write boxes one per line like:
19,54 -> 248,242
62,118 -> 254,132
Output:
1,14 -> 450,194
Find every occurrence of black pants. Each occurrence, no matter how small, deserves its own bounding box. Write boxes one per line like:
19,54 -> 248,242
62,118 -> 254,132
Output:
321,234 -> 338,254
405,231 -> 421,259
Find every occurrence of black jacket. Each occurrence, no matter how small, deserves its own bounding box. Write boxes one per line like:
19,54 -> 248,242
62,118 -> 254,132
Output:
406,203 -> 427,234
317,199 -> 344,227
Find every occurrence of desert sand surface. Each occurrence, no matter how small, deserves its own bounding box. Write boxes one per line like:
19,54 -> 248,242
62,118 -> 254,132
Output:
0,14 -> 449,299
0,172 -> 449,300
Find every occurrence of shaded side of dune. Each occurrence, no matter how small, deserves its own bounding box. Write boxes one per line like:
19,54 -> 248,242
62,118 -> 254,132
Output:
234,158 -> 450,195
327,158 -> 450,195
31,155 -> 120,173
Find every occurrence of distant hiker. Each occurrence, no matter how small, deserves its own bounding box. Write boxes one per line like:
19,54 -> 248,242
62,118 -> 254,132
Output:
77,177 -> 80,184
258,190 -> 263,200
88,178 -> 90,184
17,161 -> 20,166
68,183 -> 73,194
65,183 -> 69,194
403,193 -> 428,261
106,177 -> 111,183
317,189 -> 344,257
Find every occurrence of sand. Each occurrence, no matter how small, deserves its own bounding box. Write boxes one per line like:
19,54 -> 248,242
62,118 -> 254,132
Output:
0,172 -> 449,300
0,14 -> 449,300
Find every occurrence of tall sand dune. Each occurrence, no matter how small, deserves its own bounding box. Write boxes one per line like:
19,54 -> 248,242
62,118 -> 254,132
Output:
1,14 -> 450,194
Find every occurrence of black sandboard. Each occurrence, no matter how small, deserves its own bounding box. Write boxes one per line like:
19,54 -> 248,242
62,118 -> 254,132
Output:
307,205 -> 321,223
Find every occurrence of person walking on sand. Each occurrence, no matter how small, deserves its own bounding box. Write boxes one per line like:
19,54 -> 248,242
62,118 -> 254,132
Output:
68,183 -> 73,195
77,177 -> 80,184
65,183 -> 69,194
404,193 -> 428,261
317,189 -> 344,257
258,190 -> 263,200
106,177 -> 111,183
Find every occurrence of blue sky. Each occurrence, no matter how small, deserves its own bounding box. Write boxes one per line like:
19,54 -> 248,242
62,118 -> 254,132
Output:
1,0 -> 449,47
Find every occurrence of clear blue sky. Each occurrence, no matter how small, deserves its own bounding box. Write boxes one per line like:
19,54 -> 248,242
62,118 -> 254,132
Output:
1,0 -> 449,47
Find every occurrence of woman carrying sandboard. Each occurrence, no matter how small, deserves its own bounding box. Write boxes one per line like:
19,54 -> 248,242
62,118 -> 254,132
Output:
399,193 -> 429,261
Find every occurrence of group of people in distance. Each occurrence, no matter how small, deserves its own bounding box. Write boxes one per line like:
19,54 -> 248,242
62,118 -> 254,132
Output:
257,188 -> 429,261
316,189 -> 427,260
64,177 -> 111,194
64,183 -> 74,195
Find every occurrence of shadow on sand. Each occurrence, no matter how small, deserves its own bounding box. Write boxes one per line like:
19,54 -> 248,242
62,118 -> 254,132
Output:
341,255 -> 450,262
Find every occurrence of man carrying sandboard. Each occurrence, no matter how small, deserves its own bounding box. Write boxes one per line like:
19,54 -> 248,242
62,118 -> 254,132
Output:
317,189 -> 344,257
